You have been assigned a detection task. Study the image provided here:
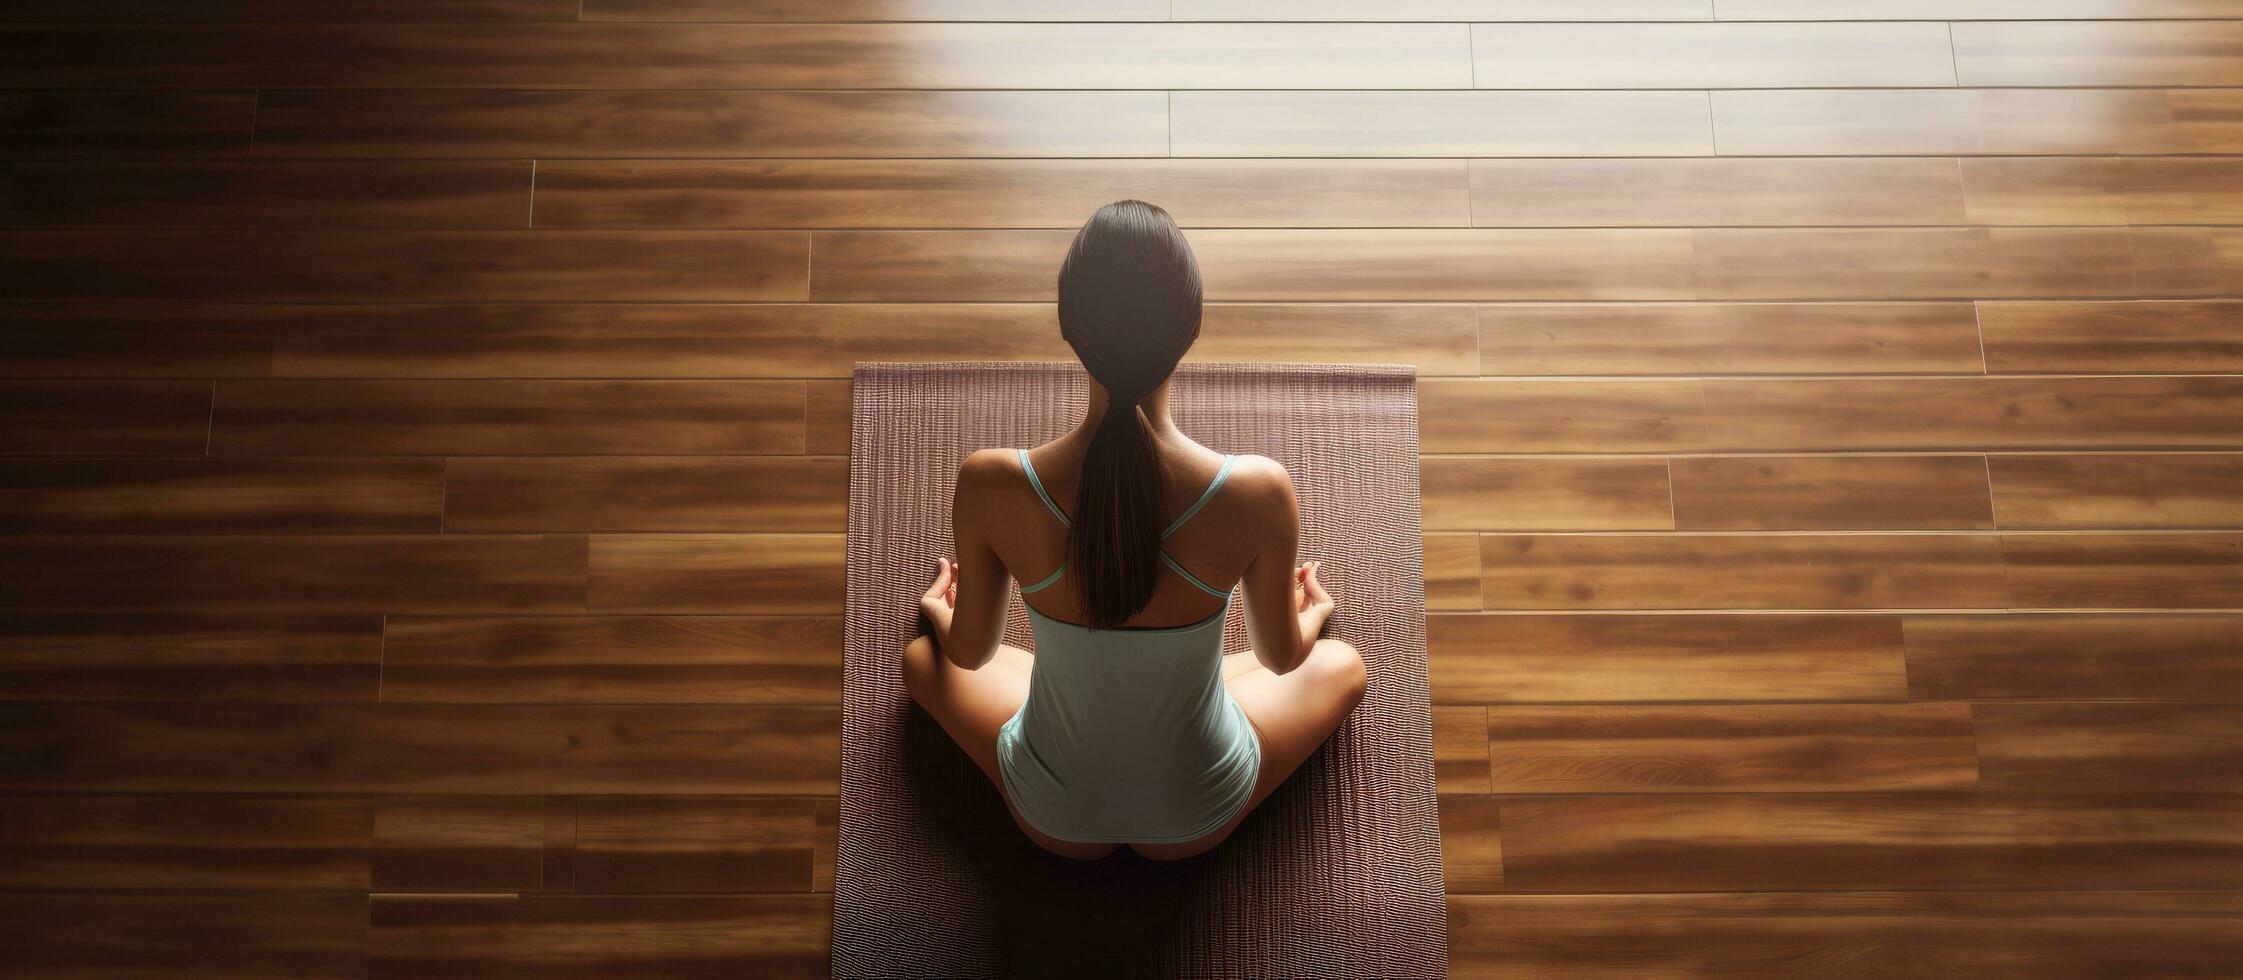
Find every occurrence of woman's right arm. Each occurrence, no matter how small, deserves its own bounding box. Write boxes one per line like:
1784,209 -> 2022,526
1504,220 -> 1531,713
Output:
1236,456 -> 1334,674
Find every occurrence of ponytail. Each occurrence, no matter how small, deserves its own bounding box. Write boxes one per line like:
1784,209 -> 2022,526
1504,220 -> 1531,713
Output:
1069,393 -> 1164,628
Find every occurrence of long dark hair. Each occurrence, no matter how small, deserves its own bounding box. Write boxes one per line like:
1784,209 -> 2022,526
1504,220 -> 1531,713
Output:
1057,200 -> 1203,628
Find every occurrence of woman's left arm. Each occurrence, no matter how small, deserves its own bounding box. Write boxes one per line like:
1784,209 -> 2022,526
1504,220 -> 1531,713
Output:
921,449 -> 1011,670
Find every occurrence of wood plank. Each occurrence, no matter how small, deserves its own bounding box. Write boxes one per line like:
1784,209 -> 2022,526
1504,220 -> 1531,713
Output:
1436,794 -> 1504,892
210,381 -> 806,456
1,0 -> 579,20
0,535 -> 588,613
1690,227 -> 2139,301
254,89 -> 1168,158
261,302 -> 1476,379
0,303 -> 273,378
0,458 -> 445,532
1450,892 -> 2243,980
0,23 -> 1471,90
2000,533 -> 2243,609
1963,159 -> 2243,226
1432,705 -> 1491,794
0,91 -> 254,157
1955,21 -> 2243,87
0,614 -> 382,702
805,380 -> 850,456
1712,88 -> 2243,156
1479,533 -> 2012,610
585,0 -> 1164,20
0,231 -> 809,302
4,892 -> 367,980
1701,379 -> 2002,452
0,794 -> 369,889
0,703 -> 838,794
382,615 -> 840,704
1469,158 -> 1965,228
1485,703 -> 1978,793
1171,91 -> 1714,157
1428,613 -> 1912,703
370,894 -> 830,980
1476,302 -> 1984,375
534,158 -> 1470,229
1993,377 -> 2243,450
1420,457 -> 1672,532
1497,793 -> 2243,891
1977,702 -> 2243,794
812,229 -> 1697,302
1978,300 -> 2243,373
447,457 -> 843,533
1669,455 -> 1994,531
1907,613 -> 2243,700
0,160 -> 533,228
375,796 -> 549,892
1992,453 -> 2243,529
1717,0 -> 2242,16
589,534 -> 845,614
1419,380 -> 1707,454
0,382 -> 212,455
575,797 -> 822,893
1180,0 -> 1710,17
2129,225 -> 2243,295
1472,22 -> 1955,89
1425,534 -> 1483,611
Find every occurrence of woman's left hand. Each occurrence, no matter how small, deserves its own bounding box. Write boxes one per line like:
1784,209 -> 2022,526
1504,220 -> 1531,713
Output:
919,557 -> 957,648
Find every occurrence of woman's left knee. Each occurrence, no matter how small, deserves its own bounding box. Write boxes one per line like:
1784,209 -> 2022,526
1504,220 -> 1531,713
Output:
1308,638 -> 1367,702
900,634 -> 939,697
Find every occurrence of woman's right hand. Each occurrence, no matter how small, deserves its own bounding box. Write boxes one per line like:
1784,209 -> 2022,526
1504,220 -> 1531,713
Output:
1294,560 -> 1334,640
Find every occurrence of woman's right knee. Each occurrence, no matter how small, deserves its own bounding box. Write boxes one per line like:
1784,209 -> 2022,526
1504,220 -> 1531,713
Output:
900,634 -> 939,698
1305,638 -> 1367,703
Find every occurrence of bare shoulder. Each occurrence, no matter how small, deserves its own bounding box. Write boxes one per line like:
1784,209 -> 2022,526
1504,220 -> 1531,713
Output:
952,447 -> 1023,516
1222,453 -> 1296,512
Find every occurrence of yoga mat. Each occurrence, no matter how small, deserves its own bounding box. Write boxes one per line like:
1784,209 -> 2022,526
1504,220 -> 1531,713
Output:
836,362 -> 1444,979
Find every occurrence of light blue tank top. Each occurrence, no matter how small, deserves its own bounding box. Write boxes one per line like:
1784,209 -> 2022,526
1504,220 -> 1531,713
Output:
994,449 -> 1264,844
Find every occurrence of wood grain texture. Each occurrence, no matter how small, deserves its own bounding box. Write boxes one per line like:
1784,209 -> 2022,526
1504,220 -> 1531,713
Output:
1712,89 -> 2243,156
0,702 -> 840,794
0,91 -> 255,157
804,380 -> 850,456
0,535 -> 589,613
0,382 -> 212,456
1476,302 -> 1984,375
1420,457 -> 1673,531
373,796 -> 549,892
1496,792 -> 2243,891
210,381 -> 806,456
1,0 -> 580,20
0,614 -> 381,702
1689,227 -> 2140,301
1471,22 -> 1957,89
1485,703 -> 1978,793
381,615 -> 840,704
3,892 -> 368,980
1954,21 -> 2243,87
1905,613 -> 2243,700
0,794 -> 369,889
2001,533 -> 2243,609
1436,793 -> 1505,892
1479,533 -> 2013,610
1976,702 -> 2243,794
0,303 -> 275,378
534,158 -> 1470,229
1990,454 -> 2243,529
1716,0 -> 2241,16
588,534 -> 847,613
1994,377 -> 2243,449
0,458 -> 445,533
1450,892 -> 2243,979
1180,0 -> 1711,17
0,231 -> 810,302
1171,91 -> 1715,157
446,456 -> 844,532
0,160 -> 534,228
1469,158 -> 1965,228
1420,380 -> 1707,454
574,796 -> 824,892
1669,455 -> 1995,531
1964,159 -> 2243,226
254,89 -> 1169,158
1424,534 -> 1483,611
0,23 -> 1472,90
585,0 -> 1165,20
1977,300 -> 2243,373
1428,613 -> 1912,703
1700,379 -> 2002,452
370,893 -> 831,980
1433,705 -> 1492,794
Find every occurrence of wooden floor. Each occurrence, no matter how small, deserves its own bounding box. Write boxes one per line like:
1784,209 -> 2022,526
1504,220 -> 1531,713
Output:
4,2 -> 2243,977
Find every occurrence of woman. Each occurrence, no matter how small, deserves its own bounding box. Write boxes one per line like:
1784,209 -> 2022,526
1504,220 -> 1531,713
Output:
901,200 -> 1368,861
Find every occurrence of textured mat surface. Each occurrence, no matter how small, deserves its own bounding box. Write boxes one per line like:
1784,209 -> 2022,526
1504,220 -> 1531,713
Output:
835,361 -> 1443,979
